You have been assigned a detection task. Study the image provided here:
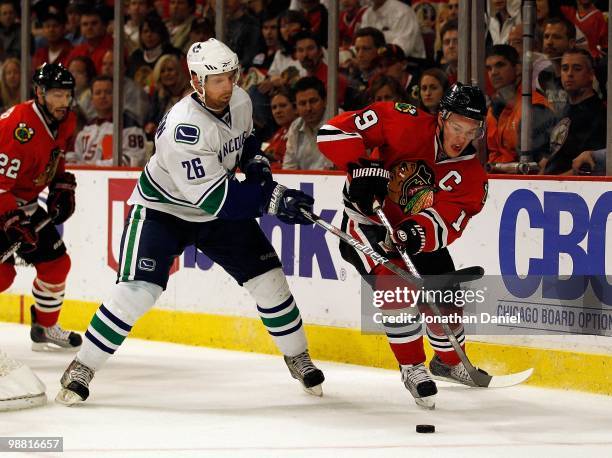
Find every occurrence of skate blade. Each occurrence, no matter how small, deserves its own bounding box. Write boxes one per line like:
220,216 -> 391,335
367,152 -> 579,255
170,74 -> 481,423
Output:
32,342 -> 81,353
55,388 -> 85,406
0,393 -> 47,412
415,395 -> 436,410
303,384 -> 323,397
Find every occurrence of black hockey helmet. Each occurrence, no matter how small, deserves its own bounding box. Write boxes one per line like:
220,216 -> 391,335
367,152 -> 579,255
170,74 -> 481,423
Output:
32,63 -> 75,93
439,82 -> 486,123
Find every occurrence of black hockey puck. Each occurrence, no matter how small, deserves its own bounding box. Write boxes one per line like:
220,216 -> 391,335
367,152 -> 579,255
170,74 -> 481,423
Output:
416,424 -> 435,433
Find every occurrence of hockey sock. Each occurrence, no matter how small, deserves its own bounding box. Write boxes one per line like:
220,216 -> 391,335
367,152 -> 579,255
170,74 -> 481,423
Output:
244,268 -> 307,357
32,254 -> 71,327
31,278 -> 65,327
426,326 -> 465,366
383,309 -> 426,365
78,281 -> 162,371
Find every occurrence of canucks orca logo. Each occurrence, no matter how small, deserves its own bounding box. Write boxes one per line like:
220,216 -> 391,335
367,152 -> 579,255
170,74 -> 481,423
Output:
138,258 -> 156,272
14,123 -> 34,143
175,124 -> 200,144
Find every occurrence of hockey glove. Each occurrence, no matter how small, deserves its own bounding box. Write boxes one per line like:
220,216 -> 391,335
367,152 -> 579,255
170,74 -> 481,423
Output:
394,220 -> 426,255
266,184 -> 314,225
0,209 -> 38,253
239,134 -> 273,186
48,171 -> 76,224
347,158 -> 390,215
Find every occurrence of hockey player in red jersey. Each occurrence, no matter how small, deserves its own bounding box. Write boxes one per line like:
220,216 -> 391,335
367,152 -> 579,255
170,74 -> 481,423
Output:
317,83 -> 489,409
0,63 -> 82,352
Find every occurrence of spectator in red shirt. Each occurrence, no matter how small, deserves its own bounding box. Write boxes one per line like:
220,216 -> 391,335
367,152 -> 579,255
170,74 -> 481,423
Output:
263,86 -> 298,169
339,0 -> 367,47
561,0 -> 607,58
67,6 -> 113,75
33,12 -> 73,70
296,0 -> 328,47
294,30 -> 349,107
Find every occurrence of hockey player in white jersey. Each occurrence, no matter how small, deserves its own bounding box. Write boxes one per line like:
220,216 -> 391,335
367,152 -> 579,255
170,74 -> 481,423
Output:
56,39 -> 325,405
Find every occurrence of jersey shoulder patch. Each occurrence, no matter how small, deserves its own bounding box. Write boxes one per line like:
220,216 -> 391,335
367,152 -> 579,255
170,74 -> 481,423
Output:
394,102 -> 418,116
14,122 -> 35,144
174,123 -> 200,145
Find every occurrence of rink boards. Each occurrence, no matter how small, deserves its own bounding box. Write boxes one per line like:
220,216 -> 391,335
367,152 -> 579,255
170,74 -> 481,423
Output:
2,169 -> 612,394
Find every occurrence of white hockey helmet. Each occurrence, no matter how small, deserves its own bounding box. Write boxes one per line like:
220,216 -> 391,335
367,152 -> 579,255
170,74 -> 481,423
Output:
187,39 -> 240,102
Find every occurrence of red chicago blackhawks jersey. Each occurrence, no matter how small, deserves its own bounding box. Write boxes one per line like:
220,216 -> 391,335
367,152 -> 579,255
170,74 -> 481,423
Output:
0,101 -> 76,215
317,102 -> 488,253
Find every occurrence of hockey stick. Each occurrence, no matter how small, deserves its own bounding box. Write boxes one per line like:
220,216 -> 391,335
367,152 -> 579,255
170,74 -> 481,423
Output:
0,217 -> 52,264
372,202 -> 533,388
299,208 -> 484,290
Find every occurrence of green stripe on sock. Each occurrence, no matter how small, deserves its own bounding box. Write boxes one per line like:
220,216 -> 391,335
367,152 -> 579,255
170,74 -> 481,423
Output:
260,305 -> 300,329
121,205 -> 143,281
90,314 -> 128,346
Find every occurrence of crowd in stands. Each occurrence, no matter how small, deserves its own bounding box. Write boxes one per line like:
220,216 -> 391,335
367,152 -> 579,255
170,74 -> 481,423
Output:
0,0 -> 609,175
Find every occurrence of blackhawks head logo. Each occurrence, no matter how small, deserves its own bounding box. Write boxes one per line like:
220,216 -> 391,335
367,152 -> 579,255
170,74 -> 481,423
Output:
388,160 -> 435,215
14,123 -> 34,143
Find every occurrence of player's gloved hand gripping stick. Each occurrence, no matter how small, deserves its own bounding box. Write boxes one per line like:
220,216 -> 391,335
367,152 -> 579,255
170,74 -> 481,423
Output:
0,216 -> 52,263
299,205 -> 533,388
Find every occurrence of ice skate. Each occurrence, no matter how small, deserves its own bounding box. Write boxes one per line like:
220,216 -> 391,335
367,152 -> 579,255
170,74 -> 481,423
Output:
400,363 -> 437,409
284,350 -> 325,396
0,350 -> 47,411
429,354 -> 489,387
55,358 -> 95,406
30,305 -> 82,352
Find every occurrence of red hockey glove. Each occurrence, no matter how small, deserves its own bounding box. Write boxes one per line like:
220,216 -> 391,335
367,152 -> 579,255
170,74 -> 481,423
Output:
48,171 -> 76,224
0,209 -> 38,253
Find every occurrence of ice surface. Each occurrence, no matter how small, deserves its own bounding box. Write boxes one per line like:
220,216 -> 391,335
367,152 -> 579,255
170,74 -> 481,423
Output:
1,322 -> 611,458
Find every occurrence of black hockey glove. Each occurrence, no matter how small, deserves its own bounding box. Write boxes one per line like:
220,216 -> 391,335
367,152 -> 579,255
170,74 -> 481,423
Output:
347,158 -> 390,215
266,184 -> 314,225
48,171 -> 76,224
394,219 -> 426,255
240,135 -> 273,186
0,209 -> 38,253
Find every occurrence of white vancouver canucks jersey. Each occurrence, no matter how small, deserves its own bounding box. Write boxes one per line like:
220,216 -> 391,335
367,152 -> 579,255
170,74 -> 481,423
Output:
129,87 -> 253,222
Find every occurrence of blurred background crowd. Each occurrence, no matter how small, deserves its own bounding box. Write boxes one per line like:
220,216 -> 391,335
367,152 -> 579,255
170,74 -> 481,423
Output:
1,0 -> 609,175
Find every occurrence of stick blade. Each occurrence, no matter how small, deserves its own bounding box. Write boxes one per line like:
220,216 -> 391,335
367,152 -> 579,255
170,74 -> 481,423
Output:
486,368 -> 534,388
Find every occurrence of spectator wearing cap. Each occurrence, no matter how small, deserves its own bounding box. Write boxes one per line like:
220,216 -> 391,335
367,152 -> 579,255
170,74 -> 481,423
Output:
437,19 -> 458,85
344,27 -> 385,110
360,0 -> 425,59
67,6 -> 113,75
33,12 -> 73,70
417,67 -> 448,115
296,0 -> 328,48
125,0 -> 154,54
339,0 -> 367,48
294,30 -> 349,107
225,0 -> 265,69
284,76 -> 333,170
165,0 -> 195,53
0,0 -> 20,59
379,43 -> 421,104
